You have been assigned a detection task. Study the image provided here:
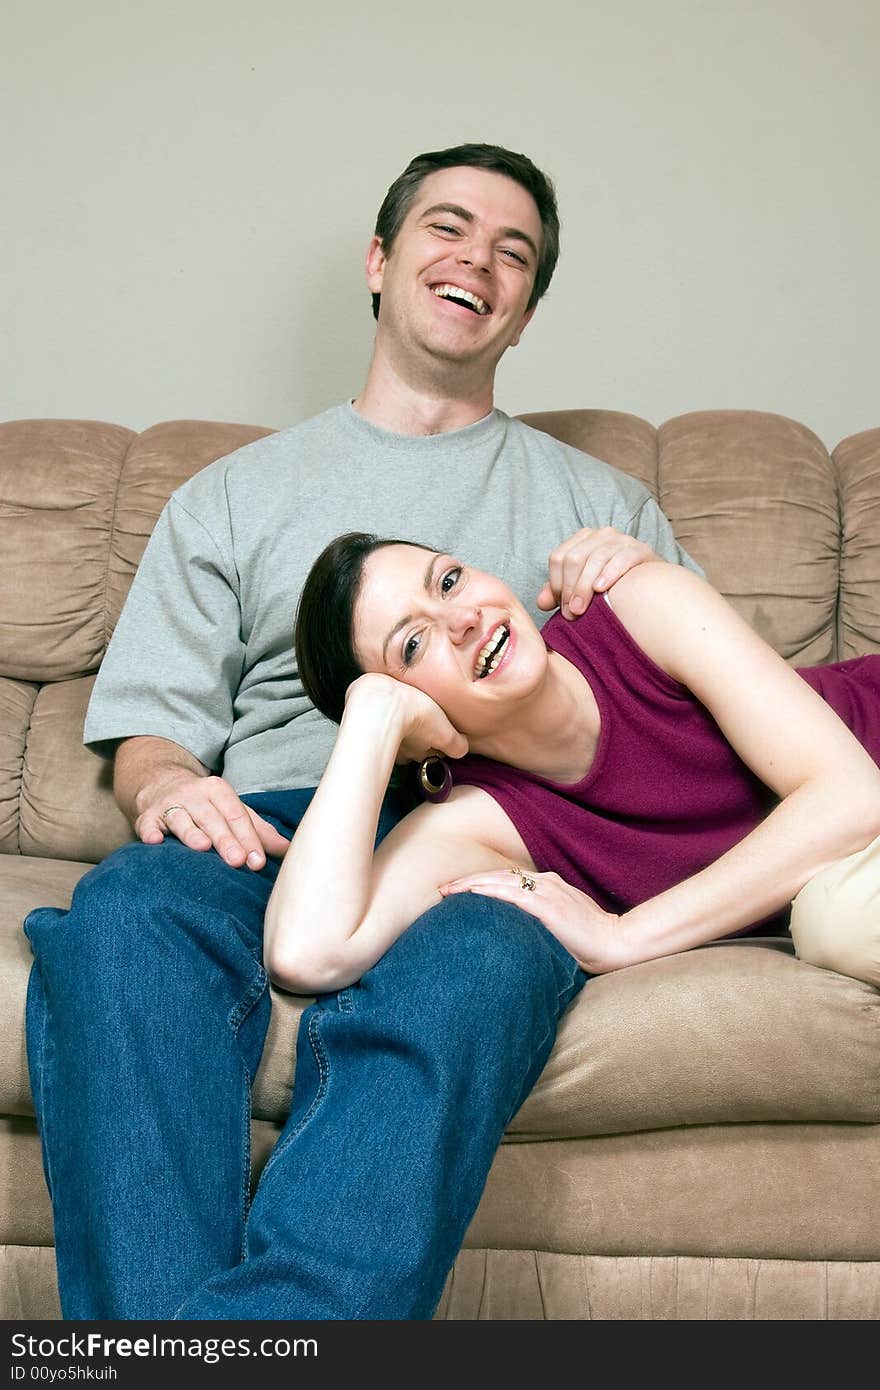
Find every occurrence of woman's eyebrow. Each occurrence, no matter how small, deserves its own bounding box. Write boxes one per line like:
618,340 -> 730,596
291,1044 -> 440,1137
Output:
381,554 -> 443,662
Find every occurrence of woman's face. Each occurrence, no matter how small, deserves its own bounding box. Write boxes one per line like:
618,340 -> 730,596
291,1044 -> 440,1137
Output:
353,544 -> 549,736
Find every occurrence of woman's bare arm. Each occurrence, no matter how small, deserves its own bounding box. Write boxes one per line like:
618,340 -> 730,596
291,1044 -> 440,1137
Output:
443,565 -> 880,972
263,676 -> 525,994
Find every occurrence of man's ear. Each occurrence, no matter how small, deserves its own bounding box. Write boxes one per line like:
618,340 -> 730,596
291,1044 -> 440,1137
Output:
509,304 -> 537,349
365,235 -> 386,294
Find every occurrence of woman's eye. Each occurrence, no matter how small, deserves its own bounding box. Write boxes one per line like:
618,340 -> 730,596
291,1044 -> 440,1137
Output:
403,634 -> 420,666
440,567 -> 461,594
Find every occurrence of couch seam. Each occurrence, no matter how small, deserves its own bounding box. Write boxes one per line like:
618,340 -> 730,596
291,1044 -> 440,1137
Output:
100,434 -> 133,659
16,682 -> 40,856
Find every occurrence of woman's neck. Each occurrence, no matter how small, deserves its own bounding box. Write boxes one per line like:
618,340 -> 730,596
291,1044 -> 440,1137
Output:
468,650 -> 600,785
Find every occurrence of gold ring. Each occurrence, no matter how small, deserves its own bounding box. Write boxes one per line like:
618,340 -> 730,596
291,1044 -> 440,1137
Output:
161,804 -> 186,823
510,866 -> 537,892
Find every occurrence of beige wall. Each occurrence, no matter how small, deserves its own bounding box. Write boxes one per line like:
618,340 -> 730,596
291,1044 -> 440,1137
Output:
3,0 -> 877,446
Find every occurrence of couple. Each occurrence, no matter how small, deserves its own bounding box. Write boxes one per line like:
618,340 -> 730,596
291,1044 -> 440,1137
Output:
24,142 -> 880,1323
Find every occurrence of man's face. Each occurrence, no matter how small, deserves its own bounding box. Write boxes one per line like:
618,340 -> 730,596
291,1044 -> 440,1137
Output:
366,166 -> 543,374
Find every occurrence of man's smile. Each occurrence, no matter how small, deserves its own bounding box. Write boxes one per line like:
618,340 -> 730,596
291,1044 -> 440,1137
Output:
429,282 -> 492,316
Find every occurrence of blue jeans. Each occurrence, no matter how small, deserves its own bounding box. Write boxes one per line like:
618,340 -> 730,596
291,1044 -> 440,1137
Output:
24,789 -> 587,1320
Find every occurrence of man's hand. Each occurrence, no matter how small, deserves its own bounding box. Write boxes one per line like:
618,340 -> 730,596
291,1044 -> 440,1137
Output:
536,527 -> 660,618
135,771 -> 290,869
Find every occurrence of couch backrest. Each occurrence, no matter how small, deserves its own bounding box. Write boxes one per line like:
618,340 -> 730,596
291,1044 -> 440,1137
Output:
1,409 -> 878,863
0,419 -> 273,861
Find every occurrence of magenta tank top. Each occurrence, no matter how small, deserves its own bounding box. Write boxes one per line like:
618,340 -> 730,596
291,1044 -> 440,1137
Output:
450,597 -> 880,917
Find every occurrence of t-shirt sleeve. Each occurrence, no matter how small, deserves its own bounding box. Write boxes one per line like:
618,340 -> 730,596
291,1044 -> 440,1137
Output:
626,493 -> 704,576
83,494 -> 244,768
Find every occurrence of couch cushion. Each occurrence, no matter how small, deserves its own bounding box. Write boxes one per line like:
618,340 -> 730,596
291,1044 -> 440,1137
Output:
519,409 -> 841,664
510,940 -> 880,1137
835,427 -> 880,660
0,419 -> 274,683
3,859 -> 880,1132
4,861 -> 880,1135
0,675 -> 132,862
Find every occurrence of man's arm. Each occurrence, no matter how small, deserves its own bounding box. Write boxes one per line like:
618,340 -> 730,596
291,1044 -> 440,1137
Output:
88,485 -> 289,868
114,735 -> 289,869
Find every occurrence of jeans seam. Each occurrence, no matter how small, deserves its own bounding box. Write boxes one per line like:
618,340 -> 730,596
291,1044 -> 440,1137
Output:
228,965 -> 268,1035
240,1063 -> 255,1261
257,1012 -> 329,1184
32,971 -> 55,1202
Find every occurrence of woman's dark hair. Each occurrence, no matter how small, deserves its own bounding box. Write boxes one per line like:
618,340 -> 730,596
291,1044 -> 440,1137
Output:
296,532 -> 434,725
371,142 -> 560,321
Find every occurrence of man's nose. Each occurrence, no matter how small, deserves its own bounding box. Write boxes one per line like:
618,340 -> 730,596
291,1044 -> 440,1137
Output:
456,234 -> 492,274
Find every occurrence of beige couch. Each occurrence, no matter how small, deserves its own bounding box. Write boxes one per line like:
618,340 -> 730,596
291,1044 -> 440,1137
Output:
2,409 -> 879,1321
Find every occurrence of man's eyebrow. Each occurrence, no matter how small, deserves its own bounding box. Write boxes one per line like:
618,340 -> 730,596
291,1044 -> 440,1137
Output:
419,204 -> 538,260
381,553 -> 442,662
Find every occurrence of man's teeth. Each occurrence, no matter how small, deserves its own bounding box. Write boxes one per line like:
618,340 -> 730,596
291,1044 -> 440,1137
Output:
432,284 -> 490,316
475,625 -> 509,679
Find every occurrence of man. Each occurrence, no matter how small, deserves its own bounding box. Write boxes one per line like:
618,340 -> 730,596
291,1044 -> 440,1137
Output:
24,144 -> 698,1320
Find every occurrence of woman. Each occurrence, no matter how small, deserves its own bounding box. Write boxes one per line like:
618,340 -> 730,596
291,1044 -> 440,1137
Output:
264,532 -> 880,994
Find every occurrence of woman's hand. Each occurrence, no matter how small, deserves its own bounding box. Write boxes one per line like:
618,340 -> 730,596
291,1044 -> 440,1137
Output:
344,673 -> 469,764
439,867 -> 625,974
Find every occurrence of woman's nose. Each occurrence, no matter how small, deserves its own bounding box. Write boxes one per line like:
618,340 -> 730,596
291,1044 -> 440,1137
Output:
447,605 -> 483,642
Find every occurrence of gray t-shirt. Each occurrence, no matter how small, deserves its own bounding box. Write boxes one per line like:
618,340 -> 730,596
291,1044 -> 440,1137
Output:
84,403 -> 700,792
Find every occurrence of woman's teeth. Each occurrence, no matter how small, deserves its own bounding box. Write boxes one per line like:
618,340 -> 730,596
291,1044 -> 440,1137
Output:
475,625 -> 510,679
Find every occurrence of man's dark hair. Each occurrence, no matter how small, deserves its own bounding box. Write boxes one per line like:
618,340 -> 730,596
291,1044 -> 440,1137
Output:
370,142 -> 560,322
296,532 -> 435,725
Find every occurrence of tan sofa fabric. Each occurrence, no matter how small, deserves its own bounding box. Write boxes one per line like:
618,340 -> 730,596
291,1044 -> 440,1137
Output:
0,422 -> 136,683
463,1125 -> 880,1262
0,419 -> 274,686
656,412 -> 839,663
0,674 -> 130,861
0,1246 -> 61,1321
0,680 -> 38,854
19,677 -> 132,862
0,1121 -> 50,1247
836,428 -> 880,660
509,942 -> 880,1137
436,1251 -> 880,1320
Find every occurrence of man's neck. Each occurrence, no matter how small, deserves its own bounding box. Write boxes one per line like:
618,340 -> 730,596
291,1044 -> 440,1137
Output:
352,345 -> 496,437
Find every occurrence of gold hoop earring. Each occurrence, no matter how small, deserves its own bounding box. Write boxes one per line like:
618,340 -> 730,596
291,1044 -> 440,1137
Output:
418,754 -> 452,803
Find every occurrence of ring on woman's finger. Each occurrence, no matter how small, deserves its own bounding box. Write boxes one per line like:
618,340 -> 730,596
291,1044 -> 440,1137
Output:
510,865 -> 537,892
161,804 -> 187,823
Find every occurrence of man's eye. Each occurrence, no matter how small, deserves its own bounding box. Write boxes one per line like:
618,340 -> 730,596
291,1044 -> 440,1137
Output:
403,634 -> 420,666
440,567 -> 461,594
431,223 -> 459,235
500,248 -> 527,265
